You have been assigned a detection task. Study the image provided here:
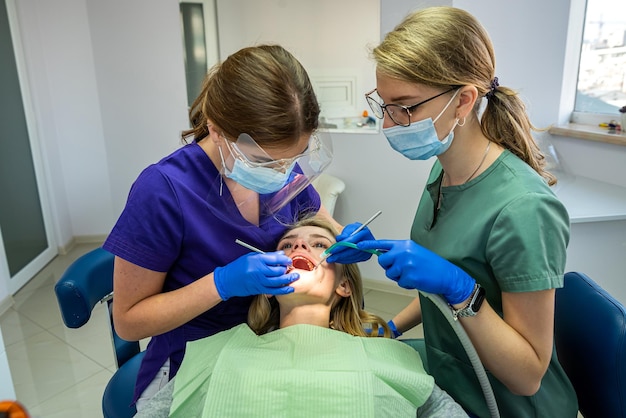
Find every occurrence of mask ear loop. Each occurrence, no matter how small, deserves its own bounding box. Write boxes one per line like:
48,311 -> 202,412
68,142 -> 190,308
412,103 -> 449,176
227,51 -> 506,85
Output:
217,145 -> 227,196
433,89 -> 460,124
433,89 -> 461,145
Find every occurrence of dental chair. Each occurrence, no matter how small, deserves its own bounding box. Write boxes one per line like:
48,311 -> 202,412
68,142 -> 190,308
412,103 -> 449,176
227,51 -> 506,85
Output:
54,248 -> 143,418
50,175 -> 346,418
311,173 -> 346,216
554,271 -> 626,418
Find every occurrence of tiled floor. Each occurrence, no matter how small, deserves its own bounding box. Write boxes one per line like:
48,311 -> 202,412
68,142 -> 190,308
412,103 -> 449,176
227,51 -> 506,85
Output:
0,244 -> 423,417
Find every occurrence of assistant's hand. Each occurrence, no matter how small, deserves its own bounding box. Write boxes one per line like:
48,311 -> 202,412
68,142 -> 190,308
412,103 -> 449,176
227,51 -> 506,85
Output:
358,239 -> 475,305
214,251 -> 298,301
325,222 -> 376,264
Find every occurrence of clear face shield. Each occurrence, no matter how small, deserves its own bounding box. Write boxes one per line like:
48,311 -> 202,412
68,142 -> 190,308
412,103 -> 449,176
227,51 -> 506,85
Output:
220,130 -> 333,215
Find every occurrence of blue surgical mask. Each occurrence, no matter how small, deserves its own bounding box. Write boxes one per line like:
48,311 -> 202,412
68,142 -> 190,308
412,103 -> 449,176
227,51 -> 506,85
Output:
383,90 -> 460,160
219,146 -> 296,194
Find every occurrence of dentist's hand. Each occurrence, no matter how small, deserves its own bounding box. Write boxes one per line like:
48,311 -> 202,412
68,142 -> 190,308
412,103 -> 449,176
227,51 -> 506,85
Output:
358,239 -> 475,305
326,222 -> 376,264
214,251 -> 298,301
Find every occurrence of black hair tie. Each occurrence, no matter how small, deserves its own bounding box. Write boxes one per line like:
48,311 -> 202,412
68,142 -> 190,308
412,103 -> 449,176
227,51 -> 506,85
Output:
485,77 -> 499,100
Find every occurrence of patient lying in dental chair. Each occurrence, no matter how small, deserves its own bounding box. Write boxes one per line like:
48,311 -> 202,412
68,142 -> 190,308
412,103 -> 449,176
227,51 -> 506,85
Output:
136,217 -> 467,417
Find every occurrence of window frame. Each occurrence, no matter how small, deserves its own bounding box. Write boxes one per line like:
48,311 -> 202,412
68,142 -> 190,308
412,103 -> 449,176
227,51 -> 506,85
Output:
565,0 -> 626,127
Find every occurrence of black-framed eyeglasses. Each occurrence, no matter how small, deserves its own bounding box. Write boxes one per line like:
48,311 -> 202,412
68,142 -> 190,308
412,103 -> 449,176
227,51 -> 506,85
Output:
365,86 -> 461,127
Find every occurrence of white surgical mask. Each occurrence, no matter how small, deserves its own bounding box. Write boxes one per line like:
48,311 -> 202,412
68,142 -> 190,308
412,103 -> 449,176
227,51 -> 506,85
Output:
382,90 -> 460,160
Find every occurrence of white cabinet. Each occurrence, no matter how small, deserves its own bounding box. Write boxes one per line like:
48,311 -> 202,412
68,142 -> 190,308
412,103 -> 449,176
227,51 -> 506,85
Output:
554,172 -> 626,305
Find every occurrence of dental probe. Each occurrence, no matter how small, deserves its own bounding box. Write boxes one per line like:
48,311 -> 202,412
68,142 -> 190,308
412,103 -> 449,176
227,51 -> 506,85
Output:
235,239 -> 265,254
313,210 -> 383,270
347,210 -> 383,237
235,238 -> 297,272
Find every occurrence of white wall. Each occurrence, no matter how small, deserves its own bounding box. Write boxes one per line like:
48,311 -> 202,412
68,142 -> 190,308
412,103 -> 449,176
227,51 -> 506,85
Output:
13,0 -> 188,247
216,0 -> 380,120
8,0 -> 626,289
85,0 -> 188,214
13,0 -> 96,247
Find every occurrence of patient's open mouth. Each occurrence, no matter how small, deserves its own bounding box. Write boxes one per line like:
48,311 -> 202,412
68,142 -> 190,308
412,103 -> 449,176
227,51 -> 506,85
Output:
290,255 -> 315,271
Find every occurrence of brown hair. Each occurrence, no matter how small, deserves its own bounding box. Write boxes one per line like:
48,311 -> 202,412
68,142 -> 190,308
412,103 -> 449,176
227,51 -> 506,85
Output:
372,7 -> 556,185
248,217 -> 391,337
182,44 -> 320,149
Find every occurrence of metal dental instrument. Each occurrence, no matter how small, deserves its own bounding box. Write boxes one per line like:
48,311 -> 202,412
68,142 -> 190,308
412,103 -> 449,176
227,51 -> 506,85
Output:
235,239 -> 265,254
313,210 -> 382,270
235,238 -> 298,273
348,210 -> 383,237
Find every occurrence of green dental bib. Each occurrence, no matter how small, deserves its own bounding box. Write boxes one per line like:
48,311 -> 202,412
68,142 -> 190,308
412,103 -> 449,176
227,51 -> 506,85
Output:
170,324 -> 433,417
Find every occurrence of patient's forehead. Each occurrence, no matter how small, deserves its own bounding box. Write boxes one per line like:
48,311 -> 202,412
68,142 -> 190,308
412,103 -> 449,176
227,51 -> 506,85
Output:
279,225 -> 335,243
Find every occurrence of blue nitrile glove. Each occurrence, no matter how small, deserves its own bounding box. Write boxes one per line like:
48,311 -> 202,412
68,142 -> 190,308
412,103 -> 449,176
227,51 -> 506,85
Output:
325,222 -> 376,264
366,320 -> 401,338
358,239 -> 475,305
387,320 -> 402,338
365,325 -> 385,337
214,251 -> 299,301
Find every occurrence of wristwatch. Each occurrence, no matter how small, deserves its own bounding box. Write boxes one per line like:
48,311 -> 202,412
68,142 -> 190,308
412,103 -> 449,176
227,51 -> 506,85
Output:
450,284 -> 486,320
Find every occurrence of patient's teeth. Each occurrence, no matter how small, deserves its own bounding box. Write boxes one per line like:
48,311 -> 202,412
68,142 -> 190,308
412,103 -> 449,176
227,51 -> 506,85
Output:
291,256 -> 314,271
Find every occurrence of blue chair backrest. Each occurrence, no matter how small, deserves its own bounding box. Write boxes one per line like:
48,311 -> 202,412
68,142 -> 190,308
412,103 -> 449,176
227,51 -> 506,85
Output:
55,248 -> 143,418
55,248 -> 115,328
555,271 -> 626,418
54,247 -> 140,367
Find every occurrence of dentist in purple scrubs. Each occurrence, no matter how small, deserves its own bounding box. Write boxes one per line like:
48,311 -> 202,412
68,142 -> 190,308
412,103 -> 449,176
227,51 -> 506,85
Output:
102,44 -> 374,410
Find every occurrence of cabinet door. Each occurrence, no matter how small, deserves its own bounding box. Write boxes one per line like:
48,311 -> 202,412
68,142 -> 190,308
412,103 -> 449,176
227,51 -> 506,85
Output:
0,0 -> 56,295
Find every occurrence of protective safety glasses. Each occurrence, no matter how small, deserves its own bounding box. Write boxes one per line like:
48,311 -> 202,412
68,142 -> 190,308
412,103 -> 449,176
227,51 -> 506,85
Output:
223,133 -> 324,174
221,131 -> 333,215
365,86 -> 460,127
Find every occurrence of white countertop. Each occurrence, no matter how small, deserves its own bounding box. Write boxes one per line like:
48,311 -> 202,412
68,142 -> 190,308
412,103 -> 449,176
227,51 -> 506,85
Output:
319,116 -> 380,134
552,171 -> 626,223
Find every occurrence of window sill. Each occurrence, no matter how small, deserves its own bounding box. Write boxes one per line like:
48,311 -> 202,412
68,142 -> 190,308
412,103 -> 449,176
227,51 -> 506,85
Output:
548,123 -> 626,146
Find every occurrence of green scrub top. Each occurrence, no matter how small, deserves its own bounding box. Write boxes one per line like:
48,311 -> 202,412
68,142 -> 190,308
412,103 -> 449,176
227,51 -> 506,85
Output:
411,150 -> 578,417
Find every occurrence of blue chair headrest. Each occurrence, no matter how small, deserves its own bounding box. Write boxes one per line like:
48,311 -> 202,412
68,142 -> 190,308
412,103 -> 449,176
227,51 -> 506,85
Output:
54,248 -> 115,328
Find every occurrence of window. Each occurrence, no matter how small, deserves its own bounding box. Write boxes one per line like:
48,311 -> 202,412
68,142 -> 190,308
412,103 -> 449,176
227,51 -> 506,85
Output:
179,0 -> 219,108
574,0 -> 626,117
